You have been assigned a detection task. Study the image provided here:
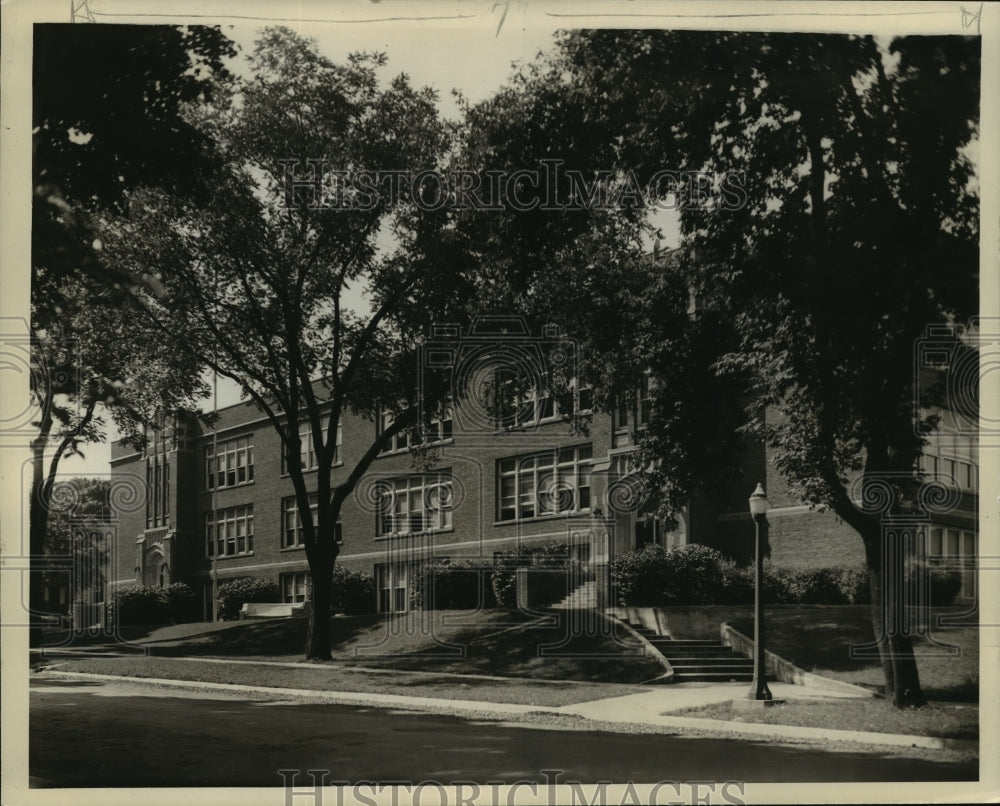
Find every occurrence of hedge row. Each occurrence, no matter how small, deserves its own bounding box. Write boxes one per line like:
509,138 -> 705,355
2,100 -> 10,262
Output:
611,544 -> 963,607
107,582 -> 198,627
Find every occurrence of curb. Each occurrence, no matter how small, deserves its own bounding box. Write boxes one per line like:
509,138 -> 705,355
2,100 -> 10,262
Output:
35,669 -> 977,753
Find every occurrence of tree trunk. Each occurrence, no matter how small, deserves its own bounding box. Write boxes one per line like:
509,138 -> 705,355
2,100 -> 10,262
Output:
862,528 -> 927,708
303,541 -> 338,661
29,439 -> 50,648
304,564 -> 333,661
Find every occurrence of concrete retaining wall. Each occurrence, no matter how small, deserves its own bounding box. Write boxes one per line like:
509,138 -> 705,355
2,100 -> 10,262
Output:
720,623 -> 877,696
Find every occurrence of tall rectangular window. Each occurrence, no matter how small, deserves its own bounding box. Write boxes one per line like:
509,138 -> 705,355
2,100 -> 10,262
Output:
496,445 -> 592,522
375,563 -> 408,613
146,454 -> 170,529
280,572 -> 310,603
205,435 -> 254,490
205,505 -> 254,557
281,494 -> 342,548
376,474 -> 453,536
283,415 -> 343,474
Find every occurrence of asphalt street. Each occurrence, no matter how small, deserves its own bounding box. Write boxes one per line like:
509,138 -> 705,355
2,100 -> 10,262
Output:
28,678 -> 977,787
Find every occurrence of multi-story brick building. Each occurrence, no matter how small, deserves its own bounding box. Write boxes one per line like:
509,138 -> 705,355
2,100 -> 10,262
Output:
107,325 -> 979,618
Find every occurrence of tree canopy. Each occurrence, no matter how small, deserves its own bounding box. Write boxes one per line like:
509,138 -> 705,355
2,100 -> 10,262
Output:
97,27 -> 480,658
464,29 -> 980,707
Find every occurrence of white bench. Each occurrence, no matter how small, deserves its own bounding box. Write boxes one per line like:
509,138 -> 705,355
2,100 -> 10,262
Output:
239,602 -> 307,619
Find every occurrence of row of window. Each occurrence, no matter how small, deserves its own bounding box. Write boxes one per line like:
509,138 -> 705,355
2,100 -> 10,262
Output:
199,388 -> 591,492
204,445 -> 594,557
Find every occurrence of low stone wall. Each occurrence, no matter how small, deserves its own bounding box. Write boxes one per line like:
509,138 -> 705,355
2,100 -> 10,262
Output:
606,606 -> 754,638
720,623 -> 877,696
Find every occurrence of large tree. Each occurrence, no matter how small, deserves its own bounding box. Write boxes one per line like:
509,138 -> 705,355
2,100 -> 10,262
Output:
485,30 -> 979,707
30,24 -> 235,640
98,27 -> 477,659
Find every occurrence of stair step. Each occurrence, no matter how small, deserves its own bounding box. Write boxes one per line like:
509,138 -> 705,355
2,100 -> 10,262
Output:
666,655 -> 753,663
668,664 -> 755,673
673,672 -> 757,682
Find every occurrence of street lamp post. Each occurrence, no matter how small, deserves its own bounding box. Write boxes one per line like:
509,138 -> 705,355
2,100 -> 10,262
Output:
748,483 -> 773,701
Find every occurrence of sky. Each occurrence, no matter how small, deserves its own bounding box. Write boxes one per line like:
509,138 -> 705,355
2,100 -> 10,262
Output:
51,14 -> 680,478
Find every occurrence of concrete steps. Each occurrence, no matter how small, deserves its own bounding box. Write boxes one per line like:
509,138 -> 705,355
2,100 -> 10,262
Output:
551,580 -> 597,610
631,626 -> 764,683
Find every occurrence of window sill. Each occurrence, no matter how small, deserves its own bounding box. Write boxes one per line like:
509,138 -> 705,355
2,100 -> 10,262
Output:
205,480 -> 256,493
374,527 -> 455,541
280,462 -> 345,478
493,509 -> 591,527
377,439 -> 454,457
205,552 -> 255,560
280,545 -> 305,552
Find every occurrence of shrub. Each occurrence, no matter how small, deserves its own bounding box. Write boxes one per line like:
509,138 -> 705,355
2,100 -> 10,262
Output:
611,544 -> 673,606
216,577 -> 279,621
410,560 -> 494,610
716,559 -> 754,604
108,585 -> 169,627
905,561 -> 963,606
665,544 -> 725,604
489,541 -> 578,608
162,582 -> 198,623
834,565 -> 871,605
490,568 -> 517,609
331,566 -> 375,615
611,544 -> 725,606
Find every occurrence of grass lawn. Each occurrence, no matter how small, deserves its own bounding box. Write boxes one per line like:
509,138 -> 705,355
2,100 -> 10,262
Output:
729,606 -> 978,702
41,608 -> 664,684
663,698 -> 978,741
36,655 -> 653,707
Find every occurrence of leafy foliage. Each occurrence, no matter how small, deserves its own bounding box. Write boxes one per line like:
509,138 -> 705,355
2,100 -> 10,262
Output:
476,29 -> 979,706
96,27 -> 478,658
331,566 -> 376,615
216,577 -> 280,621
107,585 -> 169,627
410,560 -> 495,611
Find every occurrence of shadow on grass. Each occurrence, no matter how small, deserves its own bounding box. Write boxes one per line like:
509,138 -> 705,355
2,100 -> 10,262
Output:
342,610 -> 661,684
730,606 -> 979,703
150,615 -> 383,658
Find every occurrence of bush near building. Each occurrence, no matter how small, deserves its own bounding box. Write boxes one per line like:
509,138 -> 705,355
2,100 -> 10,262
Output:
611,545 -> 962,607
107,582 -> 198,626
331,566 -> 376,615
489,541 -> 580,608
216,577 -> 279,621
410,560 -> 496,610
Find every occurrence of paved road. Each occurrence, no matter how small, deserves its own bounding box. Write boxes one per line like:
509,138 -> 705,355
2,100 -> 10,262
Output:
29,679 -> 976,787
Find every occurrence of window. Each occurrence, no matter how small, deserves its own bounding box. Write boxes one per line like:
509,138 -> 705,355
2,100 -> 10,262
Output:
378,407 -> 453,454
375,563 -> 408,613
283,415 -> 343,474
490,372 -> 591,430
497,445 -> 592,522
205,506 -> 254,557
925,526 -> 976,599
282,494 -> 342,548
918,419 -> 978,492
280,572 -> 310,603
145,455 -> 170,529
376,474 -> 453,536
205,435 -> 254,490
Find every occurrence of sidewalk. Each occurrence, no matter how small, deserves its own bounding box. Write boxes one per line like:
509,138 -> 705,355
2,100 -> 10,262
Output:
33,661 -> 977,754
